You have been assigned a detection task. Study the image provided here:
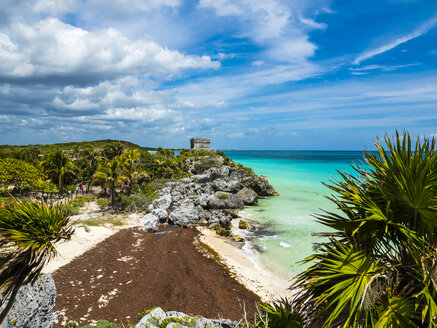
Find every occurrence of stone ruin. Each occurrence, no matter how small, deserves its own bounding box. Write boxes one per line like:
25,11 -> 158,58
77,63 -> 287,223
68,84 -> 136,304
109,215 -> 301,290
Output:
190,138 -> 211,150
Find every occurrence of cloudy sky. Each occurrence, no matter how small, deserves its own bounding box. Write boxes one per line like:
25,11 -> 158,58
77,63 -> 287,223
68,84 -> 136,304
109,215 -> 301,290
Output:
0,0 -> 436,149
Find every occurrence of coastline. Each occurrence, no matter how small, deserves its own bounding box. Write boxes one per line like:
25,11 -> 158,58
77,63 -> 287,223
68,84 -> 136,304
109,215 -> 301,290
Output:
197,225 -> 295,302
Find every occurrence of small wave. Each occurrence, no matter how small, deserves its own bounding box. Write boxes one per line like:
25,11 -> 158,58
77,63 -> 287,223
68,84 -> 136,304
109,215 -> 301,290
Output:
280,241 -> 292,248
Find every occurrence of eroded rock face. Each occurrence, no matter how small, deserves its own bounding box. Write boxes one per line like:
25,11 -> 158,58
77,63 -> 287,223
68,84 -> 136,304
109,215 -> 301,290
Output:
168,203 -> 201,225
207,192 -> 244,210
208,211 -> 232,228
140,213 -> 159,232
0,274 -> 56,328
237,187 -> 258,205
139,155 -> 278,232
135,307 -> 237,328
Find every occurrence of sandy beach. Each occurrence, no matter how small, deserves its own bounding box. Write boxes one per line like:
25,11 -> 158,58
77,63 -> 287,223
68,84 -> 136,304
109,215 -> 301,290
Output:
44,200 -> 293,325
43,202 -> 140,274
52,226 -> 260,326
197,226 -> 295,302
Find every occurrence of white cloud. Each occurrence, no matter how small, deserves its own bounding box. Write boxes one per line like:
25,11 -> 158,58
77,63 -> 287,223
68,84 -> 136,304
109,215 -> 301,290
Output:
33,0 -> 76,14
198,0 -> 243,16
349,63 -> 420,72
298,16 -> 327,30
104,107 -> 178,122
266,36 -> 317,63
354,13 -> 437,64
252,60 -> 265,66
85,0 -> 181,17
198,0 -> 290,40
0,18 -> 219,80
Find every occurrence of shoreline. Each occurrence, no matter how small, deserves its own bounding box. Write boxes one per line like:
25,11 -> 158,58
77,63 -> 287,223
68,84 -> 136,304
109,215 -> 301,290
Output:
197,225 -> 296,302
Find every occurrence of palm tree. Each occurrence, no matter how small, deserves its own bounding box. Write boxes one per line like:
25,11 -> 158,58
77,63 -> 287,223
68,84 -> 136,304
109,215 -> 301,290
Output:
294,132 -> 437,327
119,149 -> 149,194
100,142 -> 125,161
40,151 -> 76,194
0,200 -> 73,323
93,157 -> 123,208
79,144 -> 99,192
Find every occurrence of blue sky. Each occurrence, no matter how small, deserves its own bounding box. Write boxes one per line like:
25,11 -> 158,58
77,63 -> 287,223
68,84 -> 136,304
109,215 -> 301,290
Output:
0,0 -> 436,150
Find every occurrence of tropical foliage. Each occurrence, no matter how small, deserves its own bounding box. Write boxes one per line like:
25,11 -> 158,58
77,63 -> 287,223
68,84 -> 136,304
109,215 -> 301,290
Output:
40,150 -> 76,193
294,132 -> 437,327
0,200 -> 73,323
258,298 -> 303,328
0,158 -> 55,194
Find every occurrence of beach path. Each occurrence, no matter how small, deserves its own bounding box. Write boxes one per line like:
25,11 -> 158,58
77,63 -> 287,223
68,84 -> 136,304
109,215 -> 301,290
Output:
52,226 -> 260,326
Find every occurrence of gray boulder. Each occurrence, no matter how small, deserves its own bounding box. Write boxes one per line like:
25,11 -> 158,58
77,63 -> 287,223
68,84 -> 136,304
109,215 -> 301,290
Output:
208,211 -> 232,228
168,203 -> 200,225
207,192 -> 244,210
194,194 -> 209,208
136,307 -> 166,328
139,213 -> 159,232
0,274 -> 56,328
230,169 -> 278,196
136,307 -> 237,328
156,194 -> 172,210
236,187 -> 258,205
151,208 -> 168,222
212,179 -> 241,193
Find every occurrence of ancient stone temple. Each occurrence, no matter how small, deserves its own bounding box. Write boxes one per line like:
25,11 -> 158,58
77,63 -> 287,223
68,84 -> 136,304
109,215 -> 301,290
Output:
190,138 -> 211,150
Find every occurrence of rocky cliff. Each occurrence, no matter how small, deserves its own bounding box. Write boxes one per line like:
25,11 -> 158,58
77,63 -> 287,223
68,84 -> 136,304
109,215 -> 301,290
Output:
0,274 -> 56,328
140,154 -> 278,232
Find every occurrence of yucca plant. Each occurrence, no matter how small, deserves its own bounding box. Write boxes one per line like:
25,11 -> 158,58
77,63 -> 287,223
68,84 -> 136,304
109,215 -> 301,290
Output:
258,298 -> 303,328
0,200 -> 74,323
294,132 -> 437,327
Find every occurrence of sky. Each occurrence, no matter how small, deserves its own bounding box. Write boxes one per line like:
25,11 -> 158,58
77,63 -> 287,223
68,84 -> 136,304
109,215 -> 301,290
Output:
0,0 -> 436,150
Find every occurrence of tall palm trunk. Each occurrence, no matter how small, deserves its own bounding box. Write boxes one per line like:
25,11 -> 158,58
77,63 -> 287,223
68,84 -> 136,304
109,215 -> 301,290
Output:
111,181 -> 116,208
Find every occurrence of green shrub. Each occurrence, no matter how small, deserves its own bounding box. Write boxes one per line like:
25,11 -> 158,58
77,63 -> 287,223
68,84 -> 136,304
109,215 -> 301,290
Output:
193,157 -> 221,173
118,192 -> 152,212
65,322 -> 79,328
258,299 -> 303,328
138,306 -> 159,320
96,197 -> 109,209
58,200 -> 82,215
96,320 -> 116,328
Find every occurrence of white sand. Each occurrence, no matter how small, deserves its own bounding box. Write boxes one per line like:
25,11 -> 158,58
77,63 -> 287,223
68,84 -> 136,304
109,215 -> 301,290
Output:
197,226 -> 296,302
43,202 -> 140,273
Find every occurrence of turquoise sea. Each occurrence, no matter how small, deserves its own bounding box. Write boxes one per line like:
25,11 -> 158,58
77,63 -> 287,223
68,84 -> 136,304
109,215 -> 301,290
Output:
223,151 -> 367,279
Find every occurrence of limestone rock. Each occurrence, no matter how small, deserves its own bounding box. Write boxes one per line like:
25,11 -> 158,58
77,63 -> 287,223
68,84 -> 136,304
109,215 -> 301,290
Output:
238,219 -> 251,230
139,213 -> 159,232
168,203 -> 200,225
151,208 -> 168,222
0,274 -> 56,328
211,178 -> 241,193
136,307 -> 166,328
236,187 -> 258,205
135,307 -> 237,328
208,211 -> 232,228
232,234 -> 245,242
207,192 -> 244,210
156,194 -> 172,210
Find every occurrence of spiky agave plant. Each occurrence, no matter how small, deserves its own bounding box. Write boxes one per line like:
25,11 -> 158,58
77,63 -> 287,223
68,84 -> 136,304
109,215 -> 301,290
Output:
258,298 -> 303,328
293,132 -> 437,327
0,200 -> 74,323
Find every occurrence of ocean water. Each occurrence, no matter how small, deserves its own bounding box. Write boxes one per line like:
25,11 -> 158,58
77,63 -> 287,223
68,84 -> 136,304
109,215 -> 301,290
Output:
223,150 -> 366,279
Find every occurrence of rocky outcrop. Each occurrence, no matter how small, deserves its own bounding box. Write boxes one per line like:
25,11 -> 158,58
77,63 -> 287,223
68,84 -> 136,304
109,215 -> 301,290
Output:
141,155 -> 277,232
140,213 -> 159,232
136,307 -> 238,328
237,187 -> 258,205
0,274 -> 56,328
